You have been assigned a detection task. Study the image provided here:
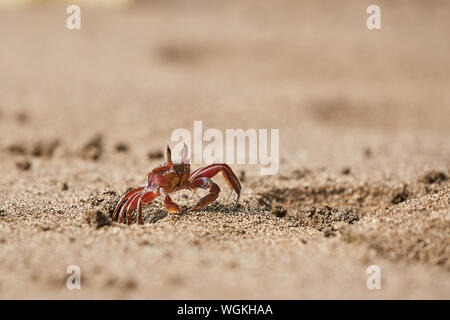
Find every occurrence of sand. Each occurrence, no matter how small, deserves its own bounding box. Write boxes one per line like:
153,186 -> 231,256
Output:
0,1 -> 449,299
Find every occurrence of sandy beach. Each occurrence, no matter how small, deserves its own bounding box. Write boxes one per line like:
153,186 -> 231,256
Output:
0,0 -> 449,299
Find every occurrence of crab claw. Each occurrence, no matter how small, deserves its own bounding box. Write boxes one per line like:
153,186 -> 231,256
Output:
190,163 -> 241,203
188,163 -> 241,211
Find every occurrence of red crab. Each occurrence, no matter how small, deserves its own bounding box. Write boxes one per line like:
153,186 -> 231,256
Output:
112,144 -> 241,224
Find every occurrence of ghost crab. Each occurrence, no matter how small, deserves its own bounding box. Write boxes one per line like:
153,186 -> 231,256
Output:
112,144 -> 241,225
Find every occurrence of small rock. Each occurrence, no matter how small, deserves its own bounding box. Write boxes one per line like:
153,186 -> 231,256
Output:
296,206 -> 358,232
292,169 -> 310,179
115,143 -> 129,152
7,144 -> 26,155
239,170 -> 246,182
392,185 -> 409,205
31,143 -> 44,157
363,147 -> 372,158
16,160 -> 31,171
123,279 -> 138,290
148,149 -> 163,160
81,135 -> 103,160
323,227 -> 335,237
39,224 -> 52,232
421,171 -> 447,184
16,111 -> 29,124
271,205 -> 287,218
31,140 -> 59,157
341,167 -> 351,175
62,183 -> 69,191
89,190 -> 119,216
85,209 -> 111,228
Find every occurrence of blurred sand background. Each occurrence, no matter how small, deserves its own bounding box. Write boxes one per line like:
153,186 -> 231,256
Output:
0,0 -> 449,299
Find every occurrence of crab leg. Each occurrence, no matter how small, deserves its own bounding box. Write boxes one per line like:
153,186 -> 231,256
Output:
119,192 -> 142,224
137,190 -> 158,224
137,197 -> 144,225
190,164 -> 241,204
112,187 -> 144,221
127,194 -> 143,225
119,189 -> 159,224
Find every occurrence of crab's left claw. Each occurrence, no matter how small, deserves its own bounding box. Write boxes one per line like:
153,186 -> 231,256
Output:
188,163 -> 241,210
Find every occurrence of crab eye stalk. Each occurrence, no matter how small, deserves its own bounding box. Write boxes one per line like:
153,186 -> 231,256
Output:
165,145 -> 172,162
181,142 -> 188,160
